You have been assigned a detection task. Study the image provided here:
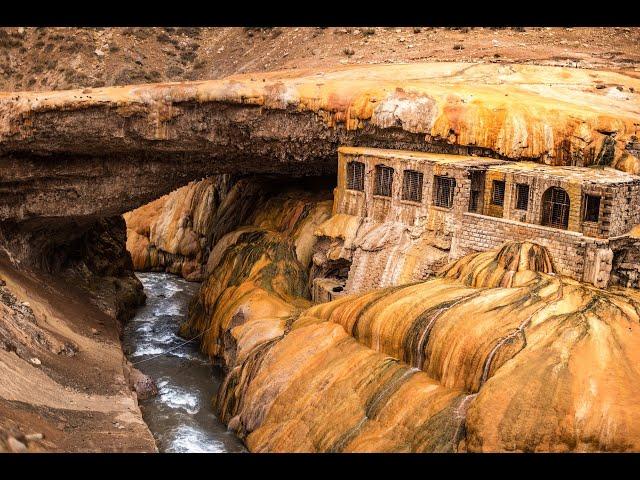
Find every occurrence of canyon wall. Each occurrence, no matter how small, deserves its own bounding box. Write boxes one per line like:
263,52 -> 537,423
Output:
0,252 -> 156,452
124,176 -> 234,281
1,63 -> 639,233
0,208 -> 155,452
181,180 -> 333,359
124,176 -> 333,282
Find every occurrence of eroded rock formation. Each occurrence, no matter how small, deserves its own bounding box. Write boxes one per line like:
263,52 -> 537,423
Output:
312,213 -> 450,296
124,176 -> 234,280
0,208 -> 153,452
1,63 -> 638,228
179,226 -> 640,451
2,60 -> 639,453
124,176 -> 333,282
180,180 -> 333,360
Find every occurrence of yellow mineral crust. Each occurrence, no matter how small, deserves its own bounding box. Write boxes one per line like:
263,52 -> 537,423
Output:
207,239 -> 640,452
124,178 -> 222,279
124,178 -> 332,280
182,227 -> 311,359
180,185 -> 332,359
2,63 -> 639,169
441,240 -> 556,288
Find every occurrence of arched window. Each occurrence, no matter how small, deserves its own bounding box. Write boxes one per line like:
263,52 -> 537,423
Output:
541,187 -> 570,229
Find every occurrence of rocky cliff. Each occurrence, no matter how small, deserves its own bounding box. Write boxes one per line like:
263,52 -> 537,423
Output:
180,179 -> 333,358
124,176 -> 233,281
1,63 -> 638,235
0,210 -> 157,452
0,251 -> 156,452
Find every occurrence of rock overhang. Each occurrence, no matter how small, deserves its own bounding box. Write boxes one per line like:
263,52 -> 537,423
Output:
1,62 -> 638,167
0,62 -> 639,235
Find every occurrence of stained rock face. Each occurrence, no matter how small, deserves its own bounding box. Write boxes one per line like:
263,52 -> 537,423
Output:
1,63 -> 638,166
1,63 -> 639,226
312,214 -> 450,295
182,233 -> 640,452
124,176 -> 234,281
181,182 -> 333,360
124,176 -> 332,282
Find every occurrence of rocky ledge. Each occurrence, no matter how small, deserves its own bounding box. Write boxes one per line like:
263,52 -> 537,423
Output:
1,63 -> 639,228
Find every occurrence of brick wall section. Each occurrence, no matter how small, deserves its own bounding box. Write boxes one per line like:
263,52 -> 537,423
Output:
610,183 -> 640,237
336,150 -> 480,239
451,212 -> 611,281
479,168 -> 640,239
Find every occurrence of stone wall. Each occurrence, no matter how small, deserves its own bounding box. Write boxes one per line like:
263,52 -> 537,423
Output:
610,183 -> 640,237
335,147 -> 640,288
335,149 -> 479,240
451,212 -> 613,286
481,169 -> 622,238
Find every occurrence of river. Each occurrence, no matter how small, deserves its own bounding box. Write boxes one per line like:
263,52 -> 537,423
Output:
123,272 -> 246,453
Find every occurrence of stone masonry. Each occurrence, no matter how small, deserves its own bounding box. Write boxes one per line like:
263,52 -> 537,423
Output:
335,146 -> 640,288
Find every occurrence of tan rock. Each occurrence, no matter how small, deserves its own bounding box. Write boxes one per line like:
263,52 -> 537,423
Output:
7,437 -> 27,453
202,240 -> 640,452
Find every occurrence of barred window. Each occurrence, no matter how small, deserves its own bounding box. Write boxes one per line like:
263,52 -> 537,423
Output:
433,175 -> 456,208
346,161 -> 365,191
515,183 -> 530,211
468,171 -> 485,213
541,187 -> 570,230
583,194 -> 601,222
374,165 -> 394,197
402,170 -> 424,202
491,180 -> 506,206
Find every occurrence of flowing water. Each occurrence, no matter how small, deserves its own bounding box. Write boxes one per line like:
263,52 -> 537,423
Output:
123,272 -> 246,453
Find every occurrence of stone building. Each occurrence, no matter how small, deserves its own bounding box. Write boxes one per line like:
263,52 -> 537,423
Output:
332,146 -> 640,288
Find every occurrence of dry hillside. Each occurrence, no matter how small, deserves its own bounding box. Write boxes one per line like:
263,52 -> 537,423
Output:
0,27 -> 639,92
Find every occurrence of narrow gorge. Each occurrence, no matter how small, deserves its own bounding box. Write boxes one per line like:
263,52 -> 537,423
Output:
1,57 -> 640,453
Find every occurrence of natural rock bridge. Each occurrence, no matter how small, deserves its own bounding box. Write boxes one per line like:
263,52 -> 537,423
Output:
0,62 -> 638,264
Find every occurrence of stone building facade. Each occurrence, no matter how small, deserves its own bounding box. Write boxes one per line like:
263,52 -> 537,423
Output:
333,146 -> 640,288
